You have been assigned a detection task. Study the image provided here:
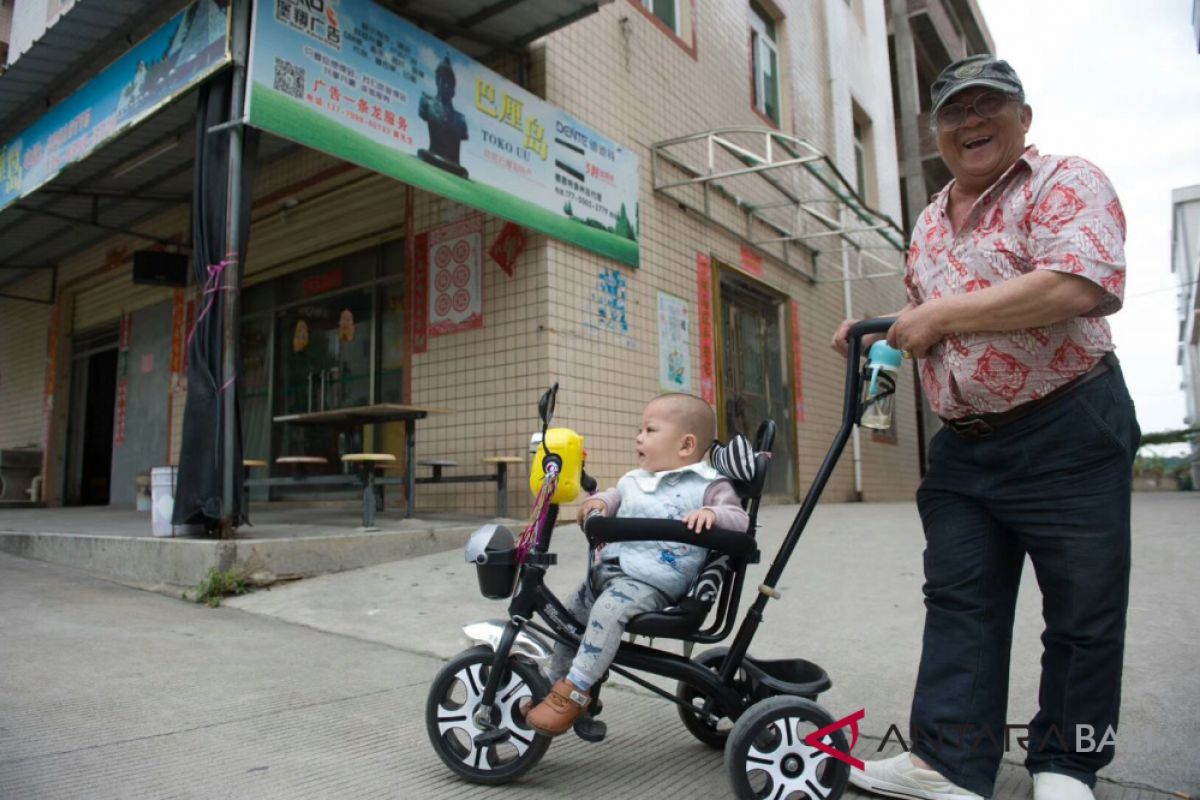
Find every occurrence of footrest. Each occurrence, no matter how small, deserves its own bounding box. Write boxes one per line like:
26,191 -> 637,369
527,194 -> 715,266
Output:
573,715 -> 607,743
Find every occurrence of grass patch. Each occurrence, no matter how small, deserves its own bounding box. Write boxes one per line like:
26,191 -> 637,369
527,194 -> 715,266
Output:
185,567 -> 253,608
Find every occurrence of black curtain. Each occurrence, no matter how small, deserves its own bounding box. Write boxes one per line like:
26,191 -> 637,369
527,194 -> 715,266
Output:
173,71 -> 259,530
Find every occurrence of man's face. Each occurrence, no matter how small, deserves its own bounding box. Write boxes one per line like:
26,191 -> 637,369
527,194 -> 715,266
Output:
936,87 -> 1032,191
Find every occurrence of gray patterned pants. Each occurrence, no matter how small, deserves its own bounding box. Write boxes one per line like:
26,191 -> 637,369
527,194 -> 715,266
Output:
548,561 -> 670,690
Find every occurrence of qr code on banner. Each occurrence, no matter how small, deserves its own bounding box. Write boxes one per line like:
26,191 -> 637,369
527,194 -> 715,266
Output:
273,57 -> 305,99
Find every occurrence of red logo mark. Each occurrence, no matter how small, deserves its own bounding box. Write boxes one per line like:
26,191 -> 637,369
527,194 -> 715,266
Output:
803,708 -> 865,770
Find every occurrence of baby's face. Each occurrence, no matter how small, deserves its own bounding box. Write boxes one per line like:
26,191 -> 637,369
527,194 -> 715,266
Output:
636,399 -> 693,473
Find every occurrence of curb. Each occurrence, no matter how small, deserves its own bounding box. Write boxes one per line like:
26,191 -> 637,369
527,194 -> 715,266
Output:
0,523 -> 485,586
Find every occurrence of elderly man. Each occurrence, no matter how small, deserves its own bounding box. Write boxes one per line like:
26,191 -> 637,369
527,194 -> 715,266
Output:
834,55 -> 1139,800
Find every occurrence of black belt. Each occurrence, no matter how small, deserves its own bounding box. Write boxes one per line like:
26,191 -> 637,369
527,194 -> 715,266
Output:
940,352 -> 1117,439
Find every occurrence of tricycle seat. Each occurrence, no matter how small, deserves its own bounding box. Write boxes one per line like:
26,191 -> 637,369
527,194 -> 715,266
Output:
588,421 -> 777,643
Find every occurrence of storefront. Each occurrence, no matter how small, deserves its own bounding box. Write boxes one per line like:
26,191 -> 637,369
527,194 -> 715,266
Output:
0,0 -> 922,526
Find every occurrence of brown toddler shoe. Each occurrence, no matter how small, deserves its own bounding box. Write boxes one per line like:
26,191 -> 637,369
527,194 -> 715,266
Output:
525,678 -> 591,736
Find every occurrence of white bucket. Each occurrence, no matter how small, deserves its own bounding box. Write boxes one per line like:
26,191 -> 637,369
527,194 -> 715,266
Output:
150,466 -> 201,537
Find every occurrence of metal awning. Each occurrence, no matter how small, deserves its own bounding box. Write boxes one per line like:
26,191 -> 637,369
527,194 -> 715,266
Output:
0,0 -> 193,143
0,86 -> 300,303
1,0 -> 610,300
1,0 -> 612,142
383,0 -> 612,61
651,127 -> 907,282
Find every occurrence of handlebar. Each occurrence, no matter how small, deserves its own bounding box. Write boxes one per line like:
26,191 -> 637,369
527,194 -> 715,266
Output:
583,515 -> 758,559
848,316 -> 896,339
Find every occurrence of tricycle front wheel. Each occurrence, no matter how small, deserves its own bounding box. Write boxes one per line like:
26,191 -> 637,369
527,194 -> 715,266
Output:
425,644 -> 551,783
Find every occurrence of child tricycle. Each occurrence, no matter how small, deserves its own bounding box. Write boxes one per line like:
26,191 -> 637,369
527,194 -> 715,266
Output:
425,318 -> 897,798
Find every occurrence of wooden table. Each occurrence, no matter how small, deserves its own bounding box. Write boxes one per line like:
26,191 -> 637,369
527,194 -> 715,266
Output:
274,404 -> 452,519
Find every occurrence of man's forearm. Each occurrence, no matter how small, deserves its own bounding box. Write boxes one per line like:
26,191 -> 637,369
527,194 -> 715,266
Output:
925,270 -> 1104,334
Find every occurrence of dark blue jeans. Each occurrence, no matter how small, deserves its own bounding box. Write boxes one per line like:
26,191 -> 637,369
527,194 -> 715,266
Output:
910,367 -> 1139,796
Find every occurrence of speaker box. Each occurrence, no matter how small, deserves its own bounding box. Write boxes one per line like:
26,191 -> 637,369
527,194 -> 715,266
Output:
132,251 -> 190,287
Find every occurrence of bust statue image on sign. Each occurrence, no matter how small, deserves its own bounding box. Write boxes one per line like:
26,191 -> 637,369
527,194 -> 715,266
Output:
418,55 -> 470,179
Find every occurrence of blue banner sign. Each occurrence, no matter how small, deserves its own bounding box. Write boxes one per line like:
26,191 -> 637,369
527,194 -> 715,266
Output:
0,0 -> 230,213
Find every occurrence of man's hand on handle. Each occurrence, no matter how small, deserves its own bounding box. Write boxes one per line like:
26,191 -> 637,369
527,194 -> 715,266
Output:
832,304 -> 932,359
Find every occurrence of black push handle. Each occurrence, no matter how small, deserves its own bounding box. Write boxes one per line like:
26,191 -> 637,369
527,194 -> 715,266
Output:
848,316 -> 896,341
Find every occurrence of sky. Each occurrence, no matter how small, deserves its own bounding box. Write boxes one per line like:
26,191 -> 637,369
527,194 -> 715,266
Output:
974,0 -> 1200,454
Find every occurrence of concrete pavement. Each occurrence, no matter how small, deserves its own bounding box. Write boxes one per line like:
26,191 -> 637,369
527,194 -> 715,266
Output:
226,493 -> 1200,798
2,493 -> 1196,798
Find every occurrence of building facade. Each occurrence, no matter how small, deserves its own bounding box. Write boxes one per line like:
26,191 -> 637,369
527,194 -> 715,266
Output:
0,0 -> 924,520
1172,184 -> 1200,487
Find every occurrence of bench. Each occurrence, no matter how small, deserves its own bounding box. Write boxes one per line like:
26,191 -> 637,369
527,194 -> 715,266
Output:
243,456 -> 360,491
377,455 -> 524,517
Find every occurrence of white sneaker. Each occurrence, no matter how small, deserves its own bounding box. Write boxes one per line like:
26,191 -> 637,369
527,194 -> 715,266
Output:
848,752 -> 985,800
1033,772 -> 1094,800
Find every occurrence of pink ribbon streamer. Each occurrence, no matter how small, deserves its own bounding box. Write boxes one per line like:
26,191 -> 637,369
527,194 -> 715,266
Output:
184,252 -> 240,394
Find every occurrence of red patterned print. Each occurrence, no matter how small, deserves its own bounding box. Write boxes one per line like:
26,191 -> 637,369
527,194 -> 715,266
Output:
1106,199 -> 1126,237
1049,337 -> 1092,376
973,346 -> 1030,401
1101,270 -> 1125,296
976,204 -> 1006,237
921,361 -> 943,413
924,225 -> 947,262
1060,253 -> 1086,274
1034,184 -> 1086,234
906,148 -> 1125,417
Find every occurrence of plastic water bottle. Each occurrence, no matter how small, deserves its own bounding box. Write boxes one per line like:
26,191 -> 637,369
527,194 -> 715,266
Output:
860,341 -> 902,430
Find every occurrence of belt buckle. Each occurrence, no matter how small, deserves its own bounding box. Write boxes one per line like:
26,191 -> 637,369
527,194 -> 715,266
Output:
951,417 -> 995,439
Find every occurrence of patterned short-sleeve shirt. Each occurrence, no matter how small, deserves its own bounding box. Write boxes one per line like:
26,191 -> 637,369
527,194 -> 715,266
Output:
906,146 -> 1127,419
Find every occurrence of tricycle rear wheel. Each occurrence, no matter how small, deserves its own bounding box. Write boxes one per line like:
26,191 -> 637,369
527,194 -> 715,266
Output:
676,647 -> 761,749
725,696 -> 850,800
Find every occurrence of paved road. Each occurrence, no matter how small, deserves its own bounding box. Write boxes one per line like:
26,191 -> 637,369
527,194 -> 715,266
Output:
2,493 -> 1197,799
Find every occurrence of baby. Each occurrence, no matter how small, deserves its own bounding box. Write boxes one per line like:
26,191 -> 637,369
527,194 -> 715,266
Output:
524,393 -> 749,736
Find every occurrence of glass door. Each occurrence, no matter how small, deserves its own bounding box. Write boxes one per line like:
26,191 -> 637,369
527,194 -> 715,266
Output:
718,280 -> 795,496
273,287 -> 373,465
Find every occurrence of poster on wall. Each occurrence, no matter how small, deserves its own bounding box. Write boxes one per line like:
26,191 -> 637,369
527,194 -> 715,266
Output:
0,0 -> 230,213
657,292 -> 690,392
789,300 -> 806,424
114,313 -> 132,447
696,254 -> 716,405
245,0 -> 640,268
427,216 -> 483,336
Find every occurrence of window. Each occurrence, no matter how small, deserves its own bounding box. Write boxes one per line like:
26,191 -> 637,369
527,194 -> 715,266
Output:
853,119 -> 867,198
641,0 -> 679,35
750,3 -> 780,125
851,102 -> 875,204
630,0 -> 695,57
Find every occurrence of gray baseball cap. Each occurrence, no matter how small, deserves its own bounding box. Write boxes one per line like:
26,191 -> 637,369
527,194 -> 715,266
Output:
931,54 -> 1024,113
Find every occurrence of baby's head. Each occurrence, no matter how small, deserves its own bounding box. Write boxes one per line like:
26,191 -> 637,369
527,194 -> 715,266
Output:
636,393 -> 717,473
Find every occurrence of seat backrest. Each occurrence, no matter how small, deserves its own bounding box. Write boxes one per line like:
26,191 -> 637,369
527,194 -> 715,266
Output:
689,419 -> 776,640
728,420 -> 776,528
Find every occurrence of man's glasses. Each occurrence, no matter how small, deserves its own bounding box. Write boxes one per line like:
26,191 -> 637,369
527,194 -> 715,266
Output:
935,91 -> 1015,131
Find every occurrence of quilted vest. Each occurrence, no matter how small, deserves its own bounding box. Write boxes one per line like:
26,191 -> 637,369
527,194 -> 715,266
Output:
600,464 -> 717,599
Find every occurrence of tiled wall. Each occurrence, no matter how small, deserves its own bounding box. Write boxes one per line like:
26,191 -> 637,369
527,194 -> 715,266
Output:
519,0 -> 919,507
